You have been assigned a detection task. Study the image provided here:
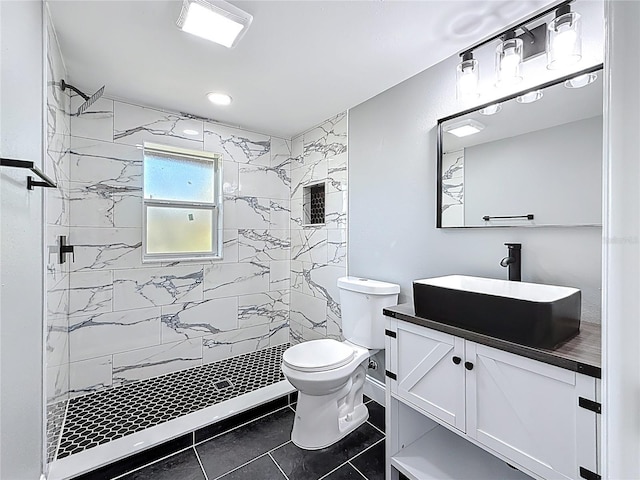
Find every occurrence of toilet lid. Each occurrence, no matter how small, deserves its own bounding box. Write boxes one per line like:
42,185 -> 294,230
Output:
283,339 -> 355,372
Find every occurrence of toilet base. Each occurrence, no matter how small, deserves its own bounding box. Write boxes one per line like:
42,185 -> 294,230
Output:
290,365 -> 369,450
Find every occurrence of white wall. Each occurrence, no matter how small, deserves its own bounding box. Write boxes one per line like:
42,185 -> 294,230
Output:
602,1 -> 640,478
0,1 -> 45,478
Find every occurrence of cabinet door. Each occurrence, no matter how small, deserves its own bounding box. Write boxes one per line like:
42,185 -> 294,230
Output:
395,321 -> 465,431
466,342 -> 597,480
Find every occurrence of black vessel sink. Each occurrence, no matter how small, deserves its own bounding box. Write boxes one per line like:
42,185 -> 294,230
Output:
413,275 -> 581,349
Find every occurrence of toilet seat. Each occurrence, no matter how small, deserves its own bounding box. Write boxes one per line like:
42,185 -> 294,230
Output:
283,339 -> 355,373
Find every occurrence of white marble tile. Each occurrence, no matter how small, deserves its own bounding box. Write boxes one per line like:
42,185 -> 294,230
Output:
290,291 -> 327,335
238,290 -> 289,328
270,200 -> 290,232
113,101 -> 204,149
325,191 -> 348,229
327,229 -> 347,266
290,135 -> 304,170
203,262 -> 269,299
69,307 -> 161,362
69,181 -> 114,227
290,159 -> 327,199
270,260 -> 290,291
112,338 -> 202,385
290,260 -> 305,294
46,131 -> 71,185
290,196 -> 304,230
47,277 -> 69,317
327,309 -> 343,341
239,163 -> 290,200
204,123 -> 270,165
303,111 -> 348,165
221,229 -> 239,264
303,263 -> 344,306
201,325 -> 270,364
223,195 -> 271,229
113,265 -> 204,311
69,227 -> 144,272
291,229 -> 327,263
69,356 -> 112,398
238,229 -> 290,262
47,182 -> 70,228
70,96 -> 114,142
46,314 -> 69,368
327,152 -> 348,194
271,137 -> 292,170
269,321 -> 290,347
289,320 -> 304,345
70,137 -> 142,186
222,160 -> 239,197
112,190 -> 142,228
68,271 -> 113,317
161,297 -> 238,343
47,364 -> 70,404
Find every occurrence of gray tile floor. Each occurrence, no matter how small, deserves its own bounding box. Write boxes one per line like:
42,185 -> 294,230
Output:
116,397 -> 385,480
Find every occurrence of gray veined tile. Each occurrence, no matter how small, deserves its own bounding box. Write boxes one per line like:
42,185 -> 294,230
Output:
270,260 -> 291,291
202,324 -> 271,363
239,163 -> 290,200
291,229 -> 327,263
69,355 -> 113,398
269,321 -> 290,346
327,151 -> 348,194
290,261 -> 305,294
112,189 -> 142,228
325,190 -> 348,228
68,270 -> 113,316
46,313 -> 69,368
289,320 -> 304,345
203,261 -> 269,299
270,198 -> 290,229
47,363 -> 70,404
327,229 -> 347,266
68,181 -> 114,227
290,158 -> 328,199
113,265 -> 204,311
238,229 -> 290,262
161,296 -> 238,343
204,122 -> 270,165
290,291 -> 327,335
70,95 -> 114,142
238,290 -> 289,328
47,279 -> 70,317
222,160 -> 239,196
290,134 -> 304,170
224,195 -> 271,229
70,136 -> 142,186
302,263 -> 345,317
271,136 -> 292,169
69,227 -> 145,272
47,182 -> 70,227
112,338 -> 202,385
113,101 -> 204,149
327,308 -> 344,341
302,111 -> 348,165
68,307 -> 161,362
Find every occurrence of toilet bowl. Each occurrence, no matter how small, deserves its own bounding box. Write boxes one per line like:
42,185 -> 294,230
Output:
282,339 -> 373,449
281,276 -> 400,450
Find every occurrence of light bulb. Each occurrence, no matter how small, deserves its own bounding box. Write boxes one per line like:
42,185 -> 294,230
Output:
456,53 -> 479,99
547,8 -> 582,70
495,35 -> 523,88
552,27 -> 578,60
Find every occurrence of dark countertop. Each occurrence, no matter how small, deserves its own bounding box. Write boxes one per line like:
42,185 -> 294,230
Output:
383,303 -> 602,378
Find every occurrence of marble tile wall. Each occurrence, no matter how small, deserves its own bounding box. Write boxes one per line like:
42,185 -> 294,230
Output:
65,97 -> 291,397
289,113 -> 348,344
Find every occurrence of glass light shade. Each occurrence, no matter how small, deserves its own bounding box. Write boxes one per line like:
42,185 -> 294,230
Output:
456,57 -> 479,99
565,72 -> 597,88
516,90 -> 543,104
496,37 -> 523,88
547,12 -> 582,69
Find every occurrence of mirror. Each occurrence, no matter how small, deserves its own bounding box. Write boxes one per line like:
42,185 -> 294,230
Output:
437,66 -> 603,228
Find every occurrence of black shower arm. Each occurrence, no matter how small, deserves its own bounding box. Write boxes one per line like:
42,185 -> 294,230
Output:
60,79 -> 89,101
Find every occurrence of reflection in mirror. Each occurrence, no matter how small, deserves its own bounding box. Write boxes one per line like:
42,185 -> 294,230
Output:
437,65 -> 603,228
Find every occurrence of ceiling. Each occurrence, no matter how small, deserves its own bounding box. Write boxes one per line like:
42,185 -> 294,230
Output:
48,0 -> 553,139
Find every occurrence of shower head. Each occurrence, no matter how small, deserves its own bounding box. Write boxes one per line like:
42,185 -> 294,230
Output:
59,80 -> 105,115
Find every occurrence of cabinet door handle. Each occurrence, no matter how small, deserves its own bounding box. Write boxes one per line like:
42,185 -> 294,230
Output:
452,356 -> 461,365
465,361 -> 474,371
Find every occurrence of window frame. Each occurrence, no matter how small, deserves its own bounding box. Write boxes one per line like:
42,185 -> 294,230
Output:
142,142 -> 223,263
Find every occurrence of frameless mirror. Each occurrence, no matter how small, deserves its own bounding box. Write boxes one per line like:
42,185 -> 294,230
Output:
437,65 -> 603,228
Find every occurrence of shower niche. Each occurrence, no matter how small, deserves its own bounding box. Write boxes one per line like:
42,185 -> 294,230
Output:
303,182 -> 326,226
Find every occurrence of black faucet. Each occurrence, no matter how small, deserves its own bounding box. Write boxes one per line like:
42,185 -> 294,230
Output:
500,243 -> 521,282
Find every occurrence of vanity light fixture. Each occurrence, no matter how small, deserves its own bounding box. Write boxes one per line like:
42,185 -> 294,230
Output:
456,52 -> 479,99
495,31 -> 523,88
516,90 -> 543,104
177,0 -> 253,49
564,72 -> 596,88
547,4 -> 582,70
443,119 -> 485,138
479,103 -> 502,115
207,92 -> 232,106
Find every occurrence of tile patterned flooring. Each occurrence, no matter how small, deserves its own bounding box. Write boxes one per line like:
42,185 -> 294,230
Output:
53,344 -> 287,460
115,397 -> 386,480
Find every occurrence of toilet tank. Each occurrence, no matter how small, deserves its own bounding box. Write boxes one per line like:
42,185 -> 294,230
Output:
338,276 -> 400,349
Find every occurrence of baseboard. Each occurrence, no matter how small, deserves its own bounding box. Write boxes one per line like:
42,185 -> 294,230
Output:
363,375 -> 385,406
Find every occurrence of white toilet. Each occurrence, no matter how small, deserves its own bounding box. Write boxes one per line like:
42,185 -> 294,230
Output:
281,276 -> 400,449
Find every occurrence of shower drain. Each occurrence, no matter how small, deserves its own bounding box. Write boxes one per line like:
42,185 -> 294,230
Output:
213,379 -> 233,390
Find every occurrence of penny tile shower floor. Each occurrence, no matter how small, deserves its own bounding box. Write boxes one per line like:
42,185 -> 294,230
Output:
48,344 -> 288,461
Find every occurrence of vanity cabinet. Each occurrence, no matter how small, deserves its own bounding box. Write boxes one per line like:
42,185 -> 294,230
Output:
386,316 -> 600,480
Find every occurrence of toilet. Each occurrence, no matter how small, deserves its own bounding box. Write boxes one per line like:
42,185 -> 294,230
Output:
281,276 -> 400,450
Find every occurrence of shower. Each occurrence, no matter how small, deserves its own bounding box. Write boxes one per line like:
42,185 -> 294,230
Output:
59,79 -> 105,115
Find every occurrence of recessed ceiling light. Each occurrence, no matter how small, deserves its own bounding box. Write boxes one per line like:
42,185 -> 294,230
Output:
207,92 -> 232,106
516,90 -> 543,104
177,0 -> 253,49
564,73 -> 597,89
443,119 -> 485,137
479,103 -> 502,116
183,129 -> 200,136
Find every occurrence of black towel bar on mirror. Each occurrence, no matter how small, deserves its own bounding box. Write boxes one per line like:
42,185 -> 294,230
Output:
0,157 -> 57,190
483,214 -> 534,221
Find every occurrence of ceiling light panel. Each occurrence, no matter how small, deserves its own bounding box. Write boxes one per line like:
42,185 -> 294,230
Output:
177,0 -> 253,49
443,119 -> 485,138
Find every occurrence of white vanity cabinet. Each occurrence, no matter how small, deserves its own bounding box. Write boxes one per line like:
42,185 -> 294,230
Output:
385,316 -> 600,480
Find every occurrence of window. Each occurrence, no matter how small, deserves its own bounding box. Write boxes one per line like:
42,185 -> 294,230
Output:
142,142 -> 223,262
